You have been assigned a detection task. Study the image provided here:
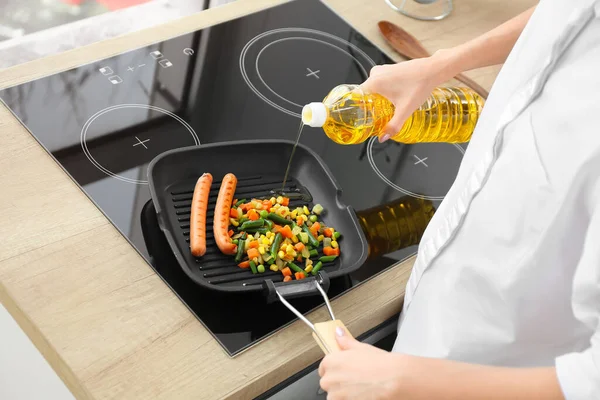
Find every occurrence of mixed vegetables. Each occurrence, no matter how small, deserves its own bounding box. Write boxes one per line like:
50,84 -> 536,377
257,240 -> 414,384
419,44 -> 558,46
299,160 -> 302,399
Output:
228,196 -> 341,281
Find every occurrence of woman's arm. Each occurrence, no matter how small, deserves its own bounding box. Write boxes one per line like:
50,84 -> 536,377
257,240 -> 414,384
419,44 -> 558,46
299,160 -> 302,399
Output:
318,330 -> 564,400
361,5 -> 537,141
432,5 -> 537,82
392,353 -> 563,400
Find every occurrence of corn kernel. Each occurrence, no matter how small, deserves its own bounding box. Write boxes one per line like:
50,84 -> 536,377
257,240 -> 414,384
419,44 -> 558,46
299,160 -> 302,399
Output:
331,241 -> 339,249
258,246 -> 266,254
229,218 -> 239,227
276,196 -> 283,204
305,265 -> 313,273
269,208 -> 276,213
291,210 -> 298,219
292,235 -> 299,244
255,203 -> 263,210
262,238 -> 270,245
317,235 -> 324,241
301,214 -> 308,222
252,257 -> 258,263
270,265 -> 279,272
278,251 -> 285,259
270,197 -> 277,204
269,237 -> 274,244
292,250 -> 297,258
303,206 -> 310,215
286,246 -> 295,255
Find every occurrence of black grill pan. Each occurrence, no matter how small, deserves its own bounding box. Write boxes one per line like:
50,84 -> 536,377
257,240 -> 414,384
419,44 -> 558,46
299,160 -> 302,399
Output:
147,140 -> 368,301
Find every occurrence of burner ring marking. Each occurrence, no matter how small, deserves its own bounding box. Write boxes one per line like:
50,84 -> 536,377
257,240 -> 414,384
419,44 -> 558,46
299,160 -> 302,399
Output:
240,27 -> 377,117
367,137 -> 465,201
80,104 -> 200,185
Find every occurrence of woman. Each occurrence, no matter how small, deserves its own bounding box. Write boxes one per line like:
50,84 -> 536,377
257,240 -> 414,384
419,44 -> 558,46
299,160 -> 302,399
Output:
318,1 -> 600,399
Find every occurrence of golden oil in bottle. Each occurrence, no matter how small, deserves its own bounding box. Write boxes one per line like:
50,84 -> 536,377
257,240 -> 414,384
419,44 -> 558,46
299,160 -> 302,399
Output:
302,84 -> 484,145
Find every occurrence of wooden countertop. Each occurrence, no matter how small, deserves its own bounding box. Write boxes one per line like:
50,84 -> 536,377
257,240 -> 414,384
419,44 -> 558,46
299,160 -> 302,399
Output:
0,0 -> 535,399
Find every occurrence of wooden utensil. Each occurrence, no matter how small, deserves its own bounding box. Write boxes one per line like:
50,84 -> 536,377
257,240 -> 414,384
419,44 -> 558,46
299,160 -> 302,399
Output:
276,277 -> 352,354
378,20 -> 489,99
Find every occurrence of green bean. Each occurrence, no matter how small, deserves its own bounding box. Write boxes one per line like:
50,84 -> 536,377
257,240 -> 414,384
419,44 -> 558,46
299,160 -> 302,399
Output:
270,233 -> 283,259
311,261 -> 323,275
267,213 -> 293,226
319,255 -> 338,263
240,219 -> 265,231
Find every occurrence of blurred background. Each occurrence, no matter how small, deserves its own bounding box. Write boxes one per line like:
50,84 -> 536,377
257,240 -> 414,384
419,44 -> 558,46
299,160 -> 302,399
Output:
0,0 -> 235,69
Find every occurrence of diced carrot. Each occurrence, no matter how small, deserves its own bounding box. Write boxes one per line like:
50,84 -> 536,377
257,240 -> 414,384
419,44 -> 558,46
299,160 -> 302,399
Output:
310,222 -> 321,235
296,217 -> 303,226
247,241 -> 259,249
263,200 -> 272,208
229,208 -> 238,218
238,261 -> 250,269
295,271 -> 306,280
232,199 -> 238,206
283,275 -> 292,282
297,256 -> 302,262
281,267 -> 292,277
280,225 -> 294,239
248,209 -> 259,221
323,246 -> 335,256
228,230 -> 234,237
323,228 -> 334,238
294,243 -> 305,252
273,224 -> 282,233
247,248 -> 259,259
281,197 -> 290,207
323,247 -> 340,256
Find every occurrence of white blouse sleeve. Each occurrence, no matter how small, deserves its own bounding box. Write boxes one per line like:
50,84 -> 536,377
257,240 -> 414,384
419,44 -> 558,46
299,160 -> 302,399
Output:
554,182 -> 600,399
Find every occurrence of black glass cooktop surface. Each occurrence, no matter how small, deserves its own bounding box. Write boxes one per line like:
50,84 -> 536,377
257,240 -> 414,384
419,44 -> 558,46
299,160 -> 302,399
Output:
0,0 -> 467,356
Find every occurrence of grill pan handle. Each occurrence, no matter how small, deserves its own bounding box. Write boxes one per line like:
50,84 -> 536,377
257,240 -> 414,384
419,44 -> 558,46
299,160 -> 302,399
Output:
272,272 -> 353,354
263,271 -> 331,304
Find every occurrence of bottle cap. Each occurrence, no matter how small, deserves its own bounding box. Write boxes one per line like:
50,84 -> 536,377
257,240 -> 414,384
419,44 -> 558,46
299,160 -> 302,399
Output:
302,102 -> 327,127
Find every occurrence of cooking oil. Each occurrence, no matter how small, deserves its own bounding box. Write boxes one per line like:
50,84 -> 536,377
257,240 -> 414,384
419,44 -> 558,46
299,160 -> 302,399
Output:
280,121 -> 304,192
302,84 -> 484,145
356,196 -> 435,258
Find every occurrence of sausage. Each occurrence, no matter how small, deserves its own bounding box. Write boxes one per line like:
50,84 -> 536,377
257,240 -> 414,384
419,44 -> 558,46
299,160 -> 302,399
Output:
214,173 -> 238,255
190,173 -> 213,257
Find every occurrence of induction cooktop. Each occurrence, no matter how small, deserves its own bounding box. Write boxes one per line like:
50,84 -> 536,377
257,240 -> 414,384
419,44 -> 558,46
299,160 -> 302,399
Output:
0,0 -> 467,356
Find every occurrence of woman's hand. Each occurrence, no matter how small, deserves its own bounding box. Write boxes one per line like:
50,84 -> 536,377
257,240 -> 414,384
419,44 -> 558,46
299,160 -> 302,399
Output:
360,54 -> 454,143
361,5 -> 537,143
318,328 -> 404,400
318,328 -> 564,400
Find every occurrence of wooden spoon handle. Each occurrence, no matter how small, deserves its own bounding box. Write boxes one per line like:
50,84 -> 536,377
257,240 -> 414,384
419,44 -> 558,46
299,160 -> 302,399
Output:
455,72 -> 489,99
312,320 -> 352,354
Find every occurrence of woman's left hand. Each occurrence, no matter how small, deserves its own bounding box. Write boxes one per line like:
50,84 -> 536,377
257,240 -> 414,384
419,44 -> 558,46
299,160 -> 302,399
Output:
318,328 -> 404,400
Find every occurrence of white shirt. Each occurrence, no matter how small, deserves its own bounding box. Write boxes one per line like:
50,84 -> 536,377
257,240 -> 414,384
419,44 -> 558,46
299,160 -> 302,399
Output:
392,1 -> 600,399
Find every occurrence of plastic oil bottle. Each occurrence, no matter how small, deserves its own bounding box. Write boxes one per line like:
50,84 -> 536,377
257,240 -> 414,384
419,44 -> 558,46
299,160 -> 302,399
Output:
356,196 -> 435,258
301,84 -> 484,144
